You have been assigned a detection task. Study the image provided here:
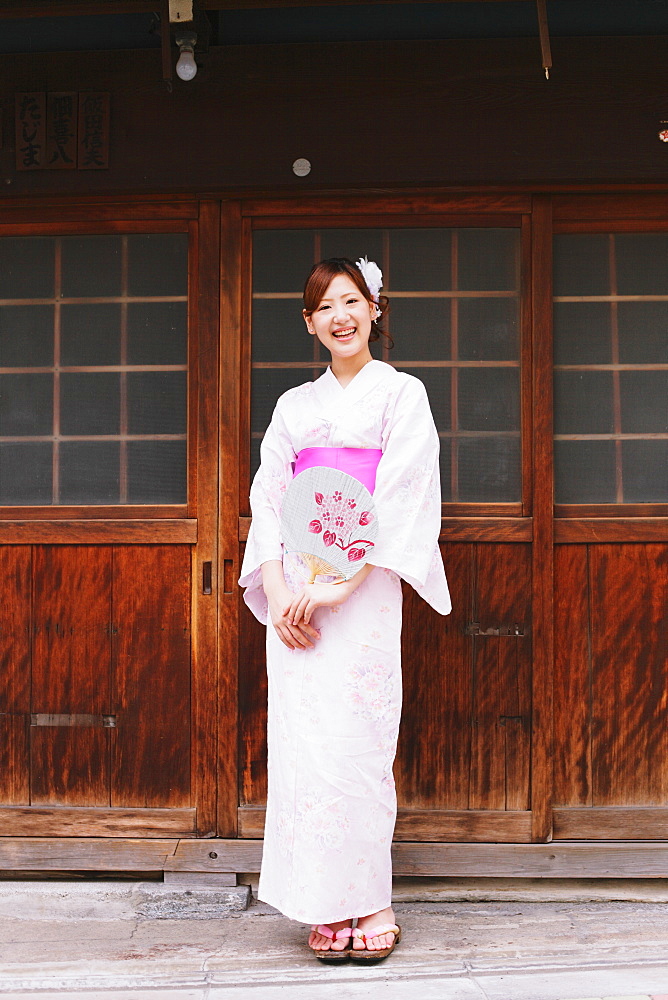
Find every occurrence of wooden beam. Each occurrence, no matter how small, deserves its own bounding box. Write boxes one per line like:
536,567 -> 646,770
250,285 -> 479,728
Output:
555,519 -> 668,544
529,195 -> 554,844
217,200 -> 243,838
238,806 -> 534,842
536,0 -> 552,78
0,520 -> 197,544
554,808 -> 668,841
2,837 -> 668,877
391,842 -> 668,877
239,516 -> 534,543
0,0 -> 536,15
0,807 -> 196,837
161,0 -> 173,83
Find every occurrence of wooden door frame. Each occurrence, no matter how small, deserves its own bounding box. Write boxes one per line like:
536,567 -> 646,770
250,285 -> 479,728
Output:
0,196 -> 221,838
229,193 -> 555,848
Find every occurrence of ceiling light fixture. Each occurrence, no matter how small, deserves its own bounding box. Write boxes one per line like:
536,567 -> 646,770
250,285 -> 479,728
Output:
175,30 -> 198,81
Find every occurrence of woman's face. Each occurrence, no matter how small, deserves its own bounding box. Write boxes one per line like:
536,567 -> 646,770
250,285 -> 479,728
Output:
303,273 -> 376,364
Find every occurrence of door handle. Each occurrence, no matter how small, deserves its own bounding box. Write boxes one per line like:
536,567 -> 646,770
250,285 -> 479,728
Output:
465,622 -> 525,636
202,561 -> 212,595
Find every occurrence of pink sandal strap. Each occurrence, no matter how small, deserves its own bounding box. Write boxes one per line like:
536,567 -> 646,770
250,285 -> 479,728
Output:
311,924 -> 353,941
354,923 -> 399,942
311,924 -> 334,939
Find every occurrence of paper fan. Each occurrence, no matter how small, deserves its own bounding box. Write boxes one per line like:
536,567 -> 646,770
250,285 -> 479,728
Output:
280,466 -> 379,584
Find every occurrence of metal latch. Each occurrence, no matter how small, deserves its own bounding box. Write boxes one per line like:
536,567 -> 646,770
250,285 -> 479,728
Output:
465,622 -> 525,637
31,714 -> 117,728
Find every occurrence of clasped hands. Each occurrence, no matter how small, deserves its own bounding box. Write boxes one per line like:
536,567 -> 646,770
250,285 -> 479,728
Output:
262,559 -> 374,651
269,581 -> 351,650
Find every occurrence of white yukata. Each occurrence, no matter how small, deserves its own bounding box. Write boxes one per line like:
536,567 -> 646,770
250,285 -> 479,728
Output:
239,359 -> 451,925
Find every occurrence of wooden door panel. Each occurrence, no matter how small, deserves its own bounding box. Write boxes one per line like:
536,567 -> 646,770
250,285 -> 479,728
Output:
32,546 -> 112,714
396,541 -> 473,810
554,544 -> 591,807
469,544 -> 532,811
238,541 -> 534,840
30,546 -> 113,806
590,544 -> 668,807
112,545 -> 191,808
0,547 -> 31,804
31,728 -> 110,806
555,542 -> 668,835
238,570 -> 268,808
397,542 -> 531,819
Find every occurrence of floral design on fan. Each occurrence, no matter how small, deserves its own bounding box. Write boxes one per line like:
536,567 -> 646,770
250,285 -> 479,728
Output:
307,489 -> 375,562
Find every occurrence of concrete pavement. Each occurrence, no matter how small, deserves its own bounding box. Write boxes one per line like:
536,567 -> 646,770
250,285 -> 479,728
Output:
0,878 -> 667,999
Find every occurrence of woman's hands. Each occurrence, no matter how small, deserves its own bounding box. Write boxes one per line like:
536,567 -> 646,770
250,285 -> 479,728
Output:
262,560 -> 375,650
285,582 -> 351,627
262,560 -> 321,650
286,562 -> 375,627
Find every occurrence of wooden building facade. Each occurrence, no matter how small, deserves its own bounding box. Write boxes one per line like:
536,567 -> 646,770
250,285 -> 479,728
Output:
0,1 -> 666,879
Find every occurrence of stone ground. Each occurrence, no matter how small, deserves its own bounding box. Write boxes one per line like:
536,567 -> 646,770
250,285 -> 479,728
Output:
0,878 -> 667,999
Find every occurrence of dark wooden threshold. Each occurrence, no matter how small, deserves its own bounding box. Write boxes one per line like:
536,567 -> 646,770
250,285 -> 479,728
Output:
0,807 -> 196,838
0,520 -> 197,544
2,838 -> 668,877
554,807 -> 668,840
238,806 -> 532,842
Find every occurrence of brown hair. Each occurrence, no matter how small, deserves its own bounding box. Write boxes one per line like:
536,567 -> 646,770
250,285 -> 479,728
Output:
303,257 -> 392,347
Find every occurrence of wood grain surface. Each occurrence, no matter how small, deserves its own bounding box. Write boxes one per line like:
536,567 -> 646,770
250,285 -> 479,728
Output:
192,200 -> 221,837
0,547 -> 31,805
397,543 -> 473,811
31,546 -> 112,806
237,570 -> 268,808
589,544 -> 668,808
468,544 -> 532,812
237,805 -> 532,843
217,200 -> 242,837
554,807 -> 668,841
111,545 -> 192,808
0,521 -> 197,544
554,543 -> 668,821
3,836 -> 668,877
0,806 -> 195,837
553,545 -> 592,807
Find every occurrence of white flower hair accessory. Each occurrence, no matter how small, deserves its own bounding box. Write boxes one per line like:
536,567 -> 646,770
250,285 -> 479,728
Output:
356,256 -> 383,304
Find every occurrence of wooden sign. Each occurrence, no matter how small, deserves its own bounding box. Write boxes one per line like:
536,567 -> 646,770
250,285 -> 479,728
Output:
46,92 -> 77,169
15,92 -> 46,170
14,91 -> 109,171
78,92 -> 110,170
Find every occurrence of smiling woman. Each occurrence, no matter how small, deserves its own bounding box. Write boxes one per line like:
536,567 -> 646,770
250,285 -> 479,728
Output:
239,254 -> 450,963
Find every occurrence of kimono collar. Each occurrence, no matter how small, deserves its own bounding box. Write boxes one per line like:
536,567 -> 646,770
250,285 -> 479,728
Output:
316,359 -> 397,408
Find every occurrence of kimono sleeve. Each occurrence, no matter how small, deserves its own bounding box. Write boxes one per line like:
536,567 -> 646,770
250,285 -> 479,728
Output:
371,375 -> 451,615
238,399 -> 296,624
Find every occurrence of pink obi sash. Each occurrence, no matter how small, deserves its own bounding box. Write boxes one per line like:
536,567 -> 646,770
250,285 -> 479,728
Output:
293,447 -> 383,495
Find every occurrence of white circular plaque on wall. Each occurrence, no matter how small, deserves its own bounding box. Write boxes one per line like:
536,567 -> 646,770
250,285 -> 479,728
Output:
292,158 -> 312,177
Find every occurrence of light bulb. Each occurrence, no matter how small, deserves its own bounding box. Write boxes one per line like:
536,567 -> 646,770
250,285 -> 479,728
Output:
176,45 -> 197,81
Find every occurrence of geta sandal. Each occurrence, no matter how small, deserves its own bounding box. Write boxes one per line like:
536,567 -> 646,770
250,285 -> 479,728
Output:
350,923 -> 401,962
309,924 -> 353,963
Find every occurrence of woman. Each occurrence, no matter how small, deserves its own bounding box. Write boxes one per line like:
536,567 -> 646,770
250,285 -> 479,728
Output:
239,256 -> 451,962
